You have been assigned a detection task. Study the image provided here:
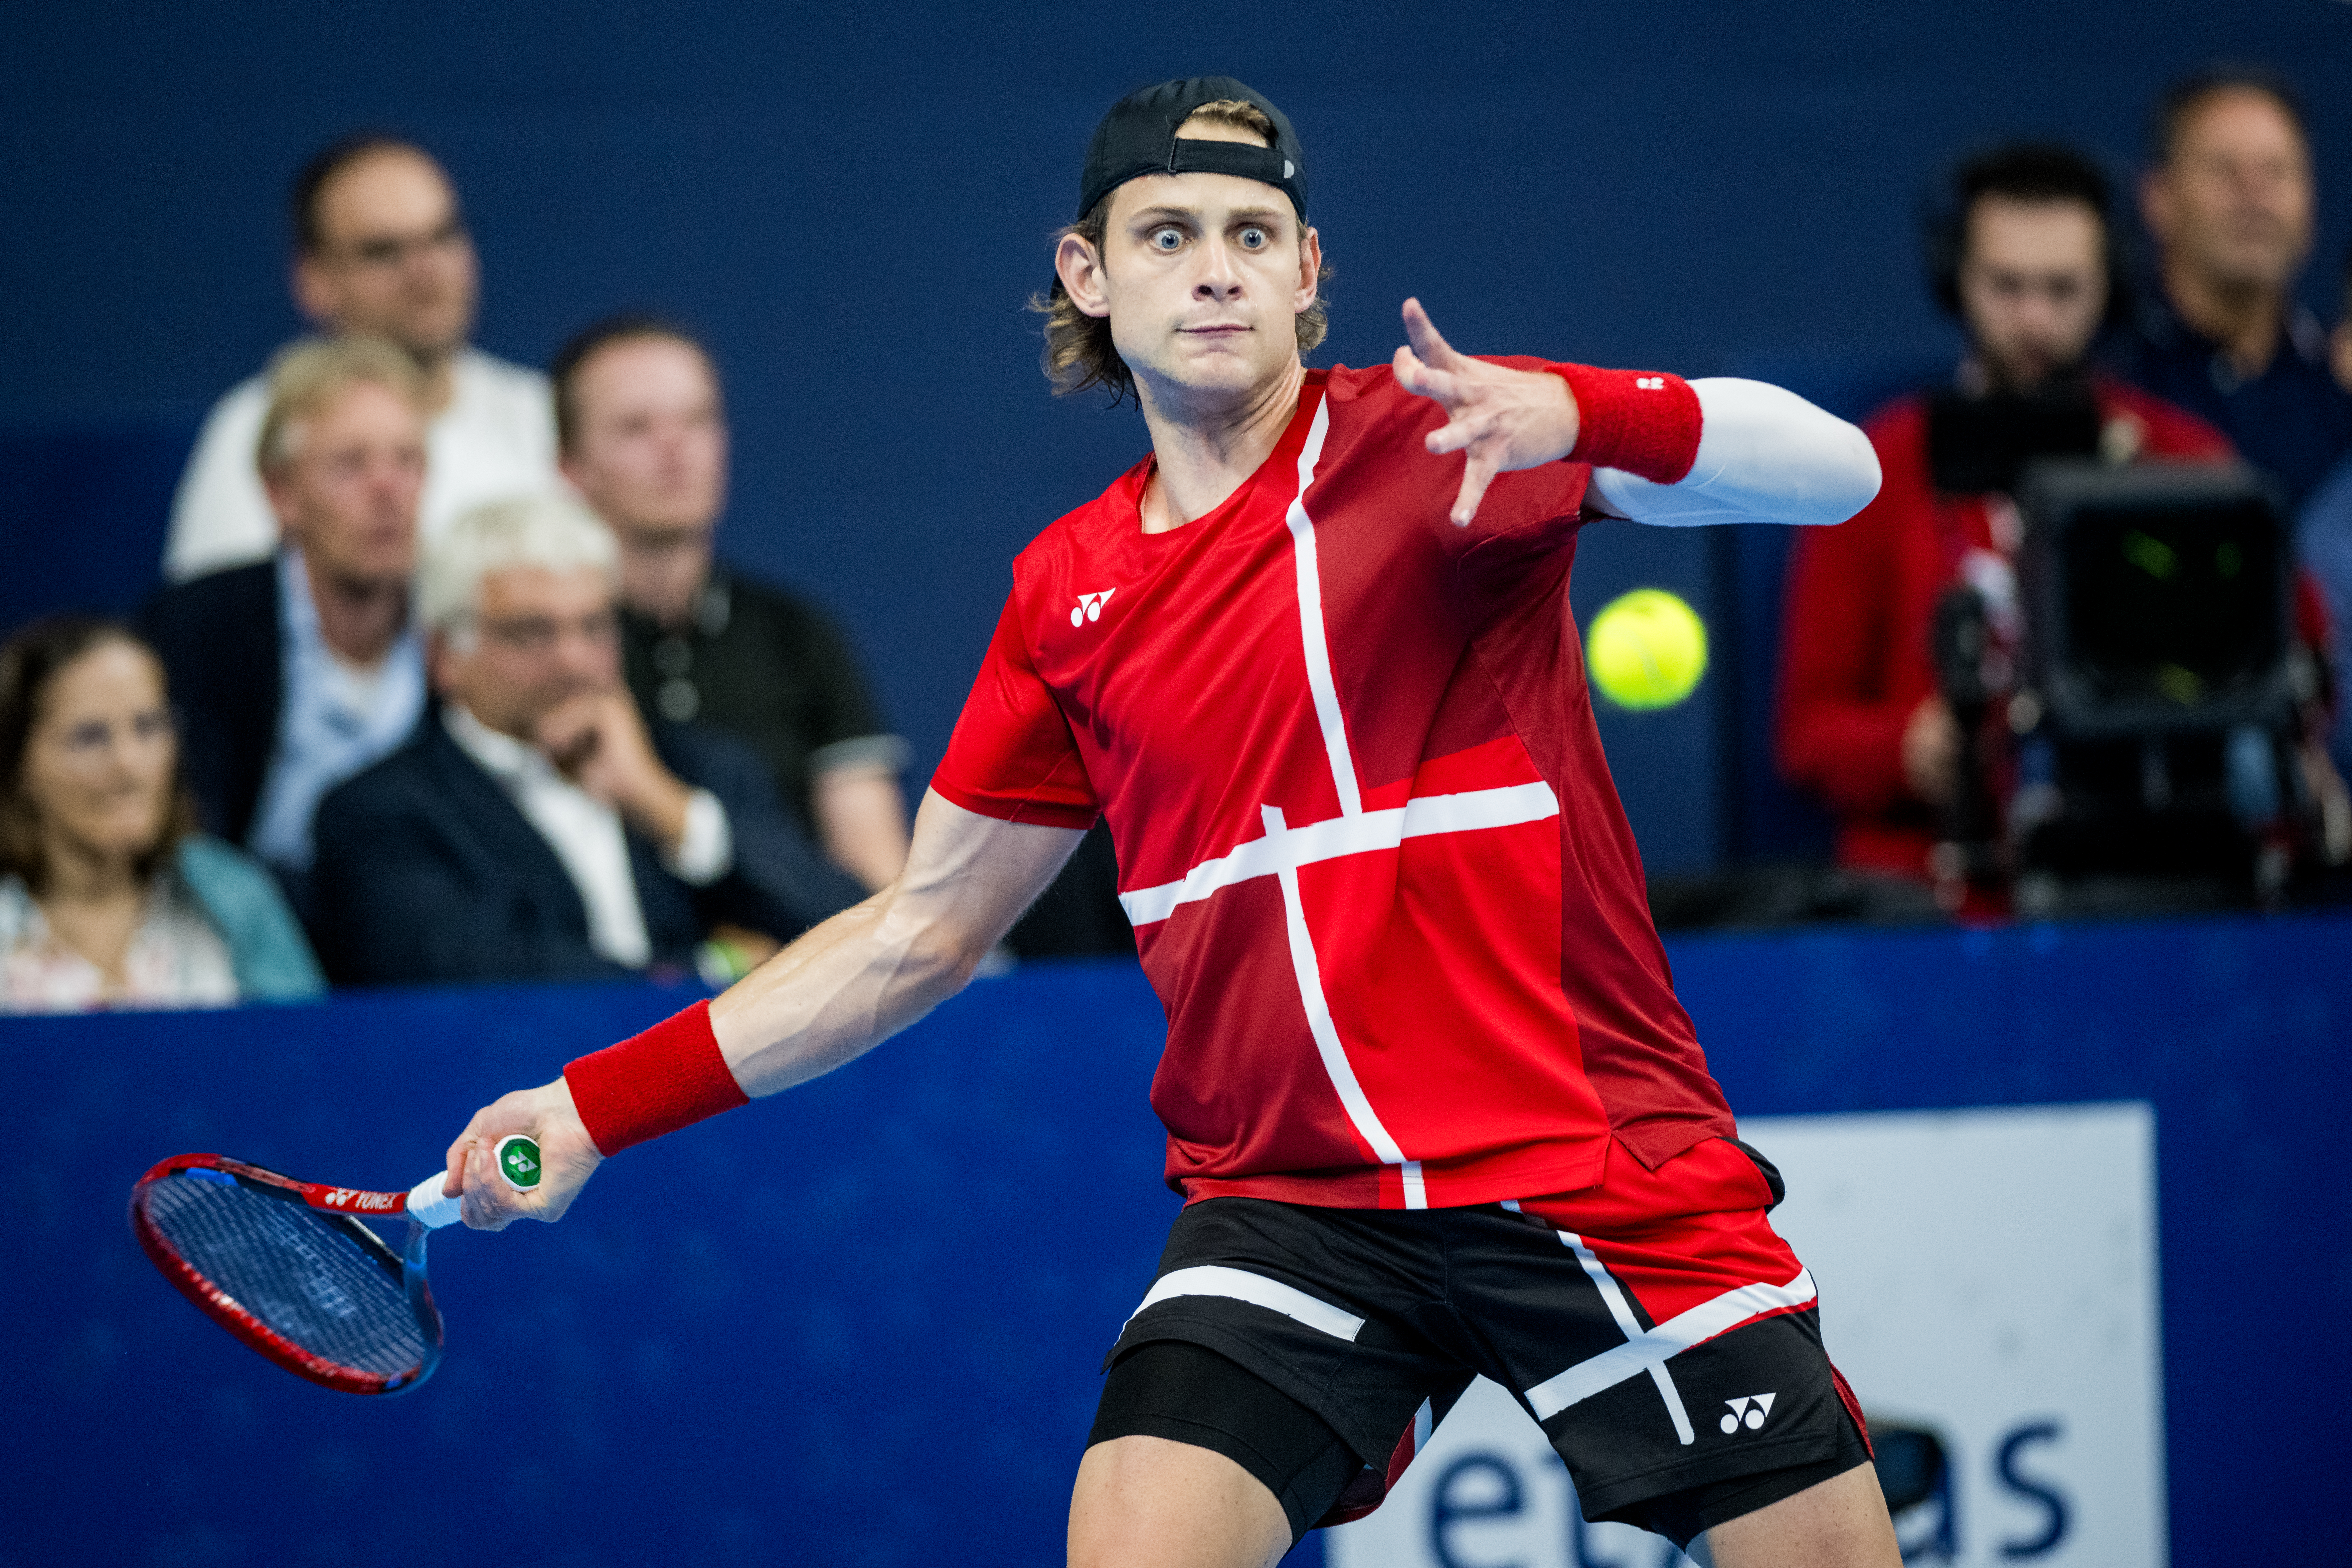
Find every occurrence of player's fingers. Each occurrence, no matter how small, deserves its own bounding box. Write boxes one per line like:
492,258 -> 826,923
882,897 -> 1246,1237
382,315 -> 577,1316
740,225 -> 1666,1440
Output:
1424,409 -> 1499,456
443,1108 -> 493,1197
461,1138 -> 518,1232
1451,455 -> 1500,527
1403,362 -> 1471,412
1393,344 -> 1448,399
1401,297 -> 1461,370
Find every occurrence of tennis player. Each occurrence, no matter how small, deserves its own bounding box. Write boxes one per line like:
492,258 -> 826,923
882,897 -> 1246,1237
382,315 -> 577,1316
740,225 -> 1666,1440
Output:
444,77 -> 1893,1567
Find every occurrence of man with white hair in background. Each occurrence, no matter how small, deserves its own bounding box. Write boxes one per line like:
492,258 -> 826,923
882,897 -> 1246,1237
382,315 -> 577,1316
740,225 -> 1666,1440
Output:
308,495 -> 860,987
164,134 -> 556,582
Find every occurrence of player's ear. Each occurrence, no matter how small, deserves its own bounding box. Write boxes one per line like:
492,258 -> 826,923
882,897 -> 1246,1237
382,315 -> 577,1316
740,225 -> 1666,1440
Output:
1056,232 -> 1112,320
1292,226 -> 1322,314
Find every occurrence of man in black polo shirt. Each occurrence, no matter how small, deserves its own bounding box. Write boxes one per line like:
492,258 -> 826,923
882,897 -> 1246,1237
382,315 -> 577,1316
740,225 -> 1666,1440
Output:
2118,67 -> 2352,513
553,317 -> 912,892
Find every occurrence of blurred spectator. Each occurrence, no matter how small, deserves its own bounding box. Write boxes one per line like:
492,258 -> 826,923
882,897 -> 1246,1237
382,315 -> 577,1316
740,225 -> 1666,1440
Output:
2116,69 -> 2352,512
0,618 -> 323,1011
309,495 -> 861,986
552,317 -> 910,890
142,338 -> 430,915
2302,240 -> 2352,786
1779,143 -> 2230,885
164,135 -> 555,582
2304,464 -> 2352,786
2335,237 -> 2352,396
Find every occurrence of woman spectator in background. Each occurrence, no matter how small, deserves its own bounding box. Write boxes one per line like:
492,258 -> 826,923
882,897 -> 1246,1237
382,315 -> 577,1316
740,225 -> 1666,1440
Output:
0,618 -> 323,1011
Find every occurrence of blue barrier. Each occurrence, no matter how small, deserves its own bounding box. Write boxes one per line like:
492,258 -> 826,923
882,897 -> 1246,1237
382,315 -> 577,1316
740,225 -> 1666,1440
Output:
6,912 -> 2347,1564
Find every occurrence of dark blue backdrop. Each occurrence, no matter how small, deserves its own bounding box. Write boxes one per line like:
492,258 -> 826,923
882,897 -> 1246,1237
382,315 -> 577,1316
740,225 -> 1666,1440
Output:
5,910 -> 2346,1565
5,4 -> 2351,873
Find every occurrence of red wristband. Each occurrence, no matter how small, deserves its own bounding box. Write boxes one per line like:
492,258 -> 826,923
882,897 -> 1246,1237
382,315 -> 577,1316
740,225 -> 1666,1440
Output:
1547,364 -> 1703,485
562,1000 -> 749,1156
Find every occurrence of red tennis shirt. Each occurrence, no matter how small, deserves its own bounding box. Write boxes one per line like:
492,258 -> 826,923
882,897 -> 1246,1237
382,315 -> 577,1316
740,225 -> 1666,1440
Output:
933,363 -> 1735,1209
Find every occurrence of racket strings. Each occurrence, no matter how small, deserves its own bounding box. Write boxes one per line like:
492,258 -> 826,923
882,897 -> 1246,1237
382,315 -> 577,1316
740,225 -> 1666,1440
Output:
140,1174 -> 431,1378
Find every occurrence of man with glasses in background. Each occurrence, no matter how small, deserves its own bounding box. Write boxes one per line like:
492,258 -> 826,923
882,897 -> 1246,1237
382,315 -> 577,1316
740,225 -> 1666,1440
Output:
163,134 -> 556,583
308,495 -> 860,987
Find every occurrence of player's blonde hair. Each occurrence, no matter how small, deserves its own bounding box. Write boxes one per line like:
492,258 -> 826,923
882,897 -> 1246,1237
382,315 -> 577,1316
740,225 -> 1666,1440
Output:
1030,99 -> 1332,404
418,494 -> 619,644
253,335 -> 430,476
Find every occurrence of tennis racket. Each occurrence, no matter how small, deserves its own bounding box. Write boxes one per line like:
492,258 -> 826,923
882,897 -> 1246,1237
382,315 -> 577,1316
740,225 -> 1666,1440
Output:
128,1134 -> 544,1395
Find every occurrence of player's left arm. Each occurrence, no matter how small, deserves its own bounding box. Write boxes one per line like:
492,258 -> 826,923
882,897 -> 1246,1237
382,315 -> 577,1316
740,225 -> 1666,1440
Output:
1393,297 -> 1879,528
1582,376 -> 1881,528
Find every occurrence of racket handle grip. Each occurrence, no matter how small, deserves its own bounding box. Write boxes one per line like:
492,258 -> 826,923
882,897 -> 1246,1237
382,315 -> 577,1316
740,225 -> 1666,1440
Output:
406,1174 -> 464,1229
404,1135 -> 544,1228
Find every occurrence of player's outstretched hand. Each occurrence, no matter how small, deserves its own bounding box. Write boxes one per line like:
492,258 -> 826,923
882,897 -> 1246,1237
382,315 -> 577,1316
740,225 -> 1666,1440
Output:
442,1077 -> 603,1231
1392,297 -> 1582,526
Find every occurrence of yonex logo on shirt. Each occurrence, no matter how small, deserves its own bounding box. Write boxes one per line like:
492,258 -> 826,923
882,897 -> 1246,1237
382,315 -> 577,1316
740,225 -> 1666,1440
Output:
1720,1392 -> 1776,1433
1636,377 -> 1666,390
1071,589 -> 1116,627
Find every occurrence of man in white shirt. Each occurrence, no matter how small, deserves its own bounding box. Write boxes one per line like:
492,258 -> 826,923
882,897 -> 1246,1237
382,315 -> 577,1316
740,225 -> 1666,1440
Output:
164,135 -> 555,583
308,496 -> 861,985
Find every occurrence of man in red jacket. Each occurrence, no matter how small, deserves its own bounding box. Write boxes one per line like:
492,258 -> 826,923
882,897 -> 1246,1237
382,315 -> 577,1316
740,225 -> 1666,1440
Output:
1778,144 -> 2229,886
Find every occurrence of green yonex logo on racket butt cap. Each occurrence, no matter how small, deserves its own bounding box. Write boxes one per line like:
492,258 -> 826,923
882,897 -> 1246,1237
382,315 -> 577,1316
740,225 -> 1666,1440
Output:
495,1135 -> 543,1191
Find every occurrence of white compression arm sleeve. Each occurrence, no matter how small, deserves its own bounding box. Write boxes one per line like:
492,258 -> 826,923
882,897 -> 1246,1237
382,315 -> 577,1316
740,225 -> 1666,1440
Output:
1587,378 -> 1880,527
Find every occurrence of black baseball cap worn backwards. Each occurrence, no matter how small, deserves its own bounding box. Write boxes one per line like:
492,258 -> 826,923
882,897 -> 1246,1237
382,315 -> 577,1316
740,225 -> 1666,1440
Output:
1078,76 -> 1308,223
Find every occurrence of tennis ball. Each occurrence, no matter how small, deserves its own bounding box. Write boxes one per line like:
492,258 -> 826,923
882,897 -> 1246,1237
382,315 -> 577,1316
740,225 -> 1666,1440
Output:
1586,588 -> 1708,710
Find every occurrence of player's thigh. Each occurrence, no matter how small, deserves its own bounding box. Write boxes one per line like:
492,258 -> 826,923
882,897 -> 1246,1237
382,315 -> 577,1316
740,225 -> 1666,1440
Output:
1101,1198 -> 1466,1526
1068,1433 -> 1292,1568
1700,1460 -> 1899,1568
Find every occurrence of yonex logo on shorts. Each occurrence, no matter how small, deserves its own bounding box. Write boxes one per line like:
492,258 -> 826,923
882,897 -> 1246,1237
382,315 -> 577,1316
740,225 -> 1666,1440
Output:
1720,1392 -> 1776,1434
1072,589 -> 1116,627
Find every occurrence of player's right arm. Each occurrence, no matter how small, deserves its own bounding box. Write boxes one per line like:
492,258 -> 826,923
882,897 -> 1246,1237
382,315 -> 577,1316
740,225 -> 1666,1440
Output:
708,789 -> 1080,1093
443,789 -> 1084,1230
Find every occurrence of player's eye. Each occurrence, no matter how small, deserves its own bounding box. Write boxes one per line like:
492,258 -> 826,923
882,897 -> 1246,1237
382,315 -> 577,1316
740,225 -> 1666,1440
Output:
1239,227 -> 1268,249
1151,228 -> 1183,252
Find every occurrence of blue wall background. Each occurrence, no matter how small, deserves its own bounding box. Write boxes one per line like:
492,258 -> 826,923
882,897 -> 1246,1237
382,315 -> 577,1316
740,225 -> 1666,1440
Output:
6,911 -> 2347,1564
5,1 -> 2352,873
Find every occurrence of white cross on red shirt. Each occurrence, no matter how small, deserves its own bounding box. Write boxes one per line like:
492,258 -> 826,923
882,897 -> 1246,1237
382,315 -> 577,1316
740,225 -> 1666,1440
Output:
1114,397 -> 1565,1209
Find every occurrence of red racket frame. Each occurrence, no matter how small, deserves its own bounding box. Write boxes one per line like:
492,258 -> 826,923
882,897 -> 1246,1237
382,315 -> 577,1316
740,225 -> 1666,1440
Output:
129,1152 -> 443,1395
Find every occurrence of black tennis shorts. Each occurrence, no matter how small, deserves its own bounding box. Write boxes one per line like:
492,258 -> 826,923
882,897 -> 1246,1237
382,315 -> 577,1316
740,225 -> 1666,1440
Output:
1089,1147 -> 1870,1549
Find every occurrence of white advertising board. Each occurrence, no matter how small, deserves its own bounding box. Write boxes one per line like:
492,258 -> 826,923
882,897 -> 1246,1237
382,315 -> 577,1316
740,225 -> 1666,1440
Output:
1325,1103 -> 2163,1567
